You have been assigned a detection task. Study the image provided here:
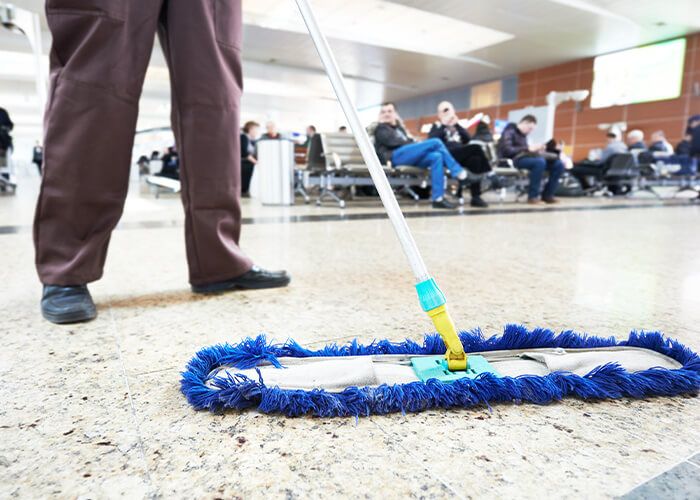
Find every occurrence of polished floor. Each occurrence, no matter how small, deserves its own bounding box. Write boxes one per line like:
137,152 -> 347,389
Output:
1,171 -> 699,499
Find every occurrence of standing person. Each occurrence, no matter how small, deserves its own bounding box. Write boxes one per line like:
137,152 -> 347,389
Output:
373,102 -> 467,209
240,121 -> 260,196
35,1 -> 289,325
428,101 -> 491,208
261,121 -> 283,140
300,125 -> 316,148
32,142 -> 44,175
0,106 -> 13,156
497,115 -> 564,204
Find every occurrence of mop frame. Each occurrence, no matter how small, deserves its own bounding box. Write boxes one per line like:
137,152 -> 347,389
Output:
181,326 -> 700,417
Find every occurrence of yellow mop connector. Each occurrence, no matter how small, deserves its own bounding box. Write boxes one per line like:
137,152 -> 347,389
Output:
415,278 -> 467,371
426,304 -> 467,371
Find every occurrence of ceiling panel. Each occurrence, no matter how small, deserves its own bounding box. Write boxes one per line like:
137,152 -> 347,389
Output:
2,0 -> 699,137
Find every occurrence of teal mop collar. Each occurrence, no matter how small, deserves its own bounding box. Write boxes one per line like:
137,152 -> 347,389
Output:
180,325 -> 700,417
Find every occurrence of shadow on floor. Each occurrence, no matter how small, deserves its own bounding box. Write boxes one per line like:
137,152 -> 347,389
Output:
104,289 -> 210,309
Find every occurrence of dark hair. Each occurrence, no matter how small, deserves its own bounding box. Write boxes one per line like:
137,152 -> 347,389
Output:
381,102 -> 396,109
308,125 -> 316,132
520,114 -> 537,124
243,121 -> 260,133
339,126 -> 347,131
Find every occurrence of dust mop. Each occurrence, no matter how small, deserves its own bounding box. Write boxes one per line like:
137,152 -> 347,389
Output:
180,0 -> 700,417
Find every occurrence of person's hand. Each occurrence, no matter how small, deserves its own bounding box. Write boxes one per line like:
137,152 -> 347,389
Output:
529,143 -> 543,153
248,155 -> 257,164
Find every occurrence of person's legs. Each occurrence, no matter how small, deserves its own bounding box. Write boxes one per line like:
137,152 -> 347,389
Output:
34,1 -> 162,285
543,159 -> 565,200
390,141 -> 435,166
391,143 -> 448,201
241,160 -> 254,195
159,0 -> 254,285
516,156 -> 547,200
448,144 -> 491,175
421,152 -> 446,200
427,139 -> 464,178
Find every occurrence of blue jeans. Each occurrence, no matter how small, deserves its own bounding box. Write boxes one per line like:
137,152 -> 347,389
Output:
391,138 -> 465,200
516,156 -> 565,200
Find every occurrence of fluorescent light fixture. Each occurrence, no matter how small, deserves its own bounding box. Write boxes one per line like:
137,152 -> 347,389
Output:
243,0 -> 512,61
545,0 -> 638,25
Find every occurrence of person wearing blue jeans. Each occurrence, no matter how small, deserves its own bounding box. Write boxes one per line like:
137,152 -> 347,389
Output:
373,103 -> 466,209
516,156 -> 565,200
391,139 -> 465,199
497,114 -> 564,204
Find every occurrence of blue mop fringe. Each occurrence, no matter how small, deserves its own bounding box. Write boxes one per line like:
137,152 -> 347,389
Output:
180,325 -> 700,417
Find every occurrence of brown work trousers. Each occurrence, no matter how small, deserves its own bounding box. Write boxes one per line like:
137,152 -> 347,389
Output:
34,0 -> 253,286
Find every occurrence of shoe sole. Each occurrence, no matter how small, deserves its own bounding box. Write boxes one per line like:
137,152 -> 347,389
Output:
42,307 -> 97,325
192,278 -> 291,295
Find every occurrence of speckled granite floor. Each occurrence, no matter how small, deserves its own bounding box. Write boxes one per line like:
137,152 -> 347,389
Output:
1,176 -> 699,498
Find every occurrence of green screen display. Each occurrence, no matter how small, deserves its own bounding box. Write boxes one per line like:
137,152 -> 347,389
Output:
591,38 -> 687,109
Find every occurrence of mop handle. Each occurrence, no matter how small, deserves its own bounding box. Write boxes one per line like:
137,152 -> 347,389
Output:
294,0 -> 467,370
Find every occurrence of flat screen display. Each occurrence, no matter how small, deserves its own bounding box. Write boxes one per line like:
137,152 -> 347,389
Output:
590,38 -> 686,109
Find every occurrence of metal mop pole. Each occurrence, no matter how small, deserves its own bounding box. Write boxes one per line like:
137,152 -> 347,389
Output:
294,0 -> 467,370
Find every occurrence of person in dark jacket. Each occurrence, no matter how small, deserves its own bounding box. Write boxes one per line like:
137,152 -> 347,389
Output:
240,121 -> 260,196
374,102 -> 466,209
472,116 -> 495,143
688,115 -> 700,157
497,115 -> 564,204
625,130 -> 647,151
0,107 -> 13,153
675,132 -> 692,156
428,101 -> 491,207
158,146 -> 180,180
32,142 -> 44,175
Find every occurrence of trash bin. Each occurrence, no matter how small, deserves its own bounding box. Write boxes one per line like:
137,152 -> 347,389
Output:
255,139 -> 295,206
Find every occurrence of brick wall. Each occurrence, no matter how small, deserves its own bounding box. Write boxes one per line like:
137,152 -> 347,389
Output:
403,33 -> 700,160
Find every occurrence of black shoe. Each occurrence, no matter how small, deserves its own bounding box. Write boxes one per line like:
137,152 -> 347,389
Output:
470,197 -> 489,208
41,285 -> 97,324
431,198 -> 457,209
469,183 -> 488,208
191,266 -> 291,294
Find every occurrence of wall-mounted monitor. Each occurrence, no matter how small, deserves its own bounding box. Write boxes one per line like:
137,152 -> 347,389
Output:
590,38 -> 687,109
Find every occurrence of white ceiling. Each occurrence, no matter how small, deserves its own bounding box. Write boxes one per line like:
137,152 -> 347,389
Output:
2,0 -> 699,143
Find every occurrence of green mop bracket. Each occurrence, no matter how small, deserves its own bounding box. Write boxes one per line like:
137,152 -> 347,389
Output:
411,355 -> 500,383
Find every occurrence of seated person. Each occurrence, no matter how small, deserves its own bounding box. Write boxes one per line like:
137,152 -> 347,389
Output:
570,129 -> 627,190
497,115 -> 564,204
688,115 -> 700,157
158,146 -> 179,180
649,130 -> 674,157
428,101 -> 491,207
373,102 -> 466,209
472,116 -> 494,143
676,132 -> 692,156
626,129 -> 647,151
240,121 -> 260,196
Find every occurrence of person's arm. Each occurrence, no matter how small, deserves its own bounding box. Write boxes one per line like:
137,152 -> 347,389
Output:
499,128 -> 526,158
427,124 -> 443,141
375,125 -> 408,149
456,124 -> 470,144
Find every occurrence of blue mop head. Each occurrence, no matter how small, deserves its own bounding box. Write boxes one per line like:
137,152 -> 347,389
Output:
180,325 -> 700,417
